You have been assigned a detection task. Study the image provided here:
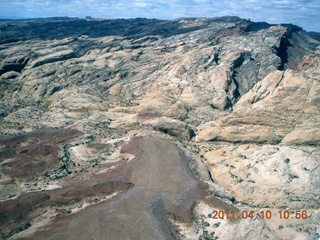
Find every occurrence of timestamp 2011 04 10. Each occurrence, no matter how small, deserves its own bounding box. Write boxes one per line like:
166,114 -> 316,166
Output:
212,210 -> 308,220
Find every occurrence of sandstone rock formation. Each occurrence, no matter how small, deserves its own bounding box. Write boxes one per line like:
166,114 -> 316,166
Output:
0,16 -> 319,239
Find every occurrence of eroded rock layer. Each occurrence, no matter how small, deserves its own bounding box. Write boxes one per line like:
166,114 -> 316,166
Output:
0,16 -> 319,239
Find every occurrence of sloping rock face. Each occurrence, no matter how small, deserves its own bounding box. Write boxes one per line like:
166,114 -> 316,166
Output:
0,17 -> 319,239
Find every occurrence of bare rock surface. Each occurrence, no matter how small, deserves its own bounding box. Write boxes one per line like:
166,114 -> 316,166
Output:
205,145 -> 319,208
0,16 -> 319,239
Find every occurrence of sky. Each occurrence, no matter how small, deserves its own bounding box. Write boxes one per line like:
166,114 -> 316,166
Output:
0,0 -> 320,32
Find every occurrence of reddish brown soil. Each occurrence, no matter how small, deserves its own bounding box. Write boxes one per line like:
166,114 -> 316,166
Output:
137,111 -> 161,120
9,137 -> 238,240
0,135 -> 238,240
0,128 -> 82,178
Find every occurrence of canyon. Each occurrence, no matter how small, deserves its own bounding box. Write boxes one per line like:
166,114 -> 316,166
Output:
0,16 -> 319,239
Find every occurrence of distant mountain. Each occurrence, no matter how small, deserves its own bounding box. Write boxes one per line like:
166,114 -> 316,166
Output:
308,31 -> 320,41
0,15 -> 25,20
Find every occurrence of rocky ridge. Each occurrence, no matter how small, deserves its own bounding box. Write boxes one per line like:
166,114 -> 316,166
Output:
0,16 -> 319,239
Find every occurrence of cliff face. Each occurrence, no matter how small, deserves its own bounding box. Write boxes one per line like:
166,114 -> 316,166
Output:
0,17 -> 319,239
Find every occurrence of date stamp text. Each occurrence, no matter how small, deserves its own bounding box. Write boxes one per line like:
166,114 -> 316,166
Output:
212,210 -> 309,220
